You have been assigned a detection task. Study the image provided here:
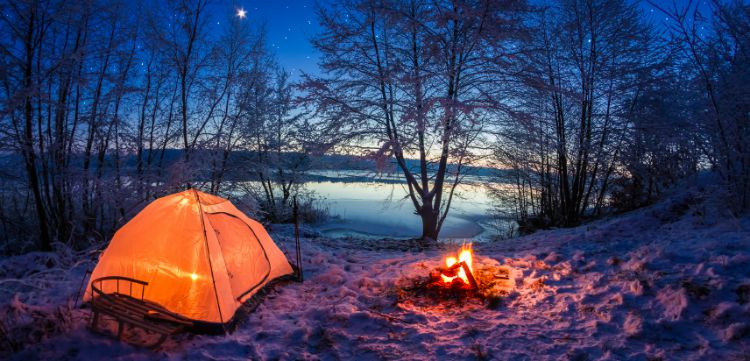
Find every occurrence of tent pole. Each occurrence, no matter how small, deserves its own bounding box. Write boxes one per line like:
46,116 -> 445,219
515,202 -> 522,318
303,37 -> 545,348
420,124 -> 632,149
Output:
293,196 -> 303,282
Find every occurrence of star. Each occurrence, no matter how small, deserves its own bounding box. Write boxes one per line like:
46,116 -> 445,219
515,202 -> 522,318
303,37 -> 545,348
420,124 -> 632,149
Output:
237,8 -> 246,19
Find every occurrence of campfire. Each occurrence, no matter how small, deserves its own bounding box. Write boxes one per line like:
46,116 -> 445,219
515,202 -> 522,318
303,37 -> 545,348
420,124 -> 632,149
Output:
432,244 -> 479,289
399,243 -> 515,309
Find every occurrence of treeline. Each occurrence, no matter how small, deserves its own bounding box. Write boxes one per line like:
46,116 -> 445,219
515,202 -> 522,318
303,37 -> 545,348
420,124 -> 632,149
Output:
0,0 -> 317,253
301,0 -> 749,239
1,0 -> 748,250
492,0 -> 749,230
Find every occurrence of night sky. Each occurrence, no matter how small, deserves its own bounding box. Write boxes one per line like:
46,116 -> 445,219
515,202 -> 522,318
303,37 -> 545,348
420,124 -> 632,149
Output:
205,1 -> 322,78
206,0 -> 713,79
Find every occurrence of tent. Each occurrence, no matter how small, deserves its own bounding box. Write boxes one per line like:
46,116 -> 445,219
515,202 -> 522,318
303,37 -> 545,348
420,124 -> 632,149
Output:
84,189 -> 294,332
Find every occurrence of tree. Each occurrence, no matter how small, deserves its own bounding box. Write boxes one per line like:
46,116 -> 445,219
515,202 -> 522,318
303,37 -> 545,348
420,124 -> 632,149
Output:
303,0 -> 526,241
3,0 -> 54,250
0,0 -> 300,252
249,69 -> 309,221
653,0 -> 750,211
149,0 -> 210,163
491,0 -> 659,227
207,16 -> 269,194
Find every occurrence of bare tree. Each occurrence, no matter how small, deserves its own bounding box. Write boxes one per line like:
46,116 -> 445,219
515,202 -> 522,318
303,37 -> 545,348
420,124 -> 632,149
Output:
0,0 -> 300,252
246,68 -> 309,221
2,0 -> 54,250
149,0 -> 210,163
492,0 -> 659,228
303,0 -> 526,241
206,16 -> 268,193
652,0 -> 750,211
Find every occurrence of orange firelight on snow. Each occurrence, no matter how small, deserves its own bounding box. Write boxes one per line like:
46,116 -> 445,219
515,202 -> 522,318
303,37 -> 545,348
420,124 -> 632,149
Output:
440,244 -> 476,286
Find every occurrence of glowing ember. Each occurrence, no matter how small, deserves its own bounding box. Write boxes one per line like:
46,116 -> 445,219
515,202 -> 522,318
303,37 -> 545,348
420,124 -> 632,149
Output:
440,244 -> 476,286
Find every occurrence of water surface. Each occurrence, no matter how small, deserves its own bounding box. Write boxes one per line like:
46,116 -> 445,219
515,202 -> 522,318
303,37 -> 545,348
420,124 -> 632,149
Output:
304,170 -> 504,240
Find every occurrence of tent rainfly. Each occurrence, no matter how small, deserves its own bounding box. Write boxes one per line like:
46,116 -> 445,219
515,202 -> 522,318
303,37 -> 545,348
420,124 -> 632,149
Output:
84,189 -> 294,332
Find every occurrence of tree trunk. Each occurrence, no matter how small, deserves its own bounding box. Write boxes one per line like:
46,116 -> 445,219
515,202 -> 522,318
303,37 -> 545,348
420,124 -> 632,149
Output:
419,200 -> 439,241
21,7 -> 52,251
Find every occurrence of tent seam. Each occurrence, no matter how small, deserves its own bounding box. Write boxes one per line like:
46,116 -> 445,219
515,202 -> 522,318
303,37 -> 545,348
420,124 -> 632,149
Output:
202,212 -> 244,304
207,211 -> 273,302
193,189 -> 227,329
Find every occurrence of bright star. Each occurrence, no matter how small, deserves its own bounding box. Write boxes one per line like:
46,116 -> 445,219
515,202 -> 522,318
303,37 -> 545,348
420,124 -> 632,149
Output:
237,8 -> 246,19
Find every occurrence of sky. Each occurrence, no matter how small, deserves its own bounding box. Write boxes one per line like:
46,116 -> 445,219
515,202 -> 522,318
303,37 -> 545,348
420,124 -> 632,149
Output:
204,0 -> 715,79
206,1 -> 323,78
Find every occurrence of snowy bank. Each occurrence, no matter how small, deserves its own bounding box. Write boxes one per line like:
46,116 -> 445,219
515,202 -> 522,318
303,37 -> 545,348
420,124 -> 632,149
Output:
1,187 -> 749,360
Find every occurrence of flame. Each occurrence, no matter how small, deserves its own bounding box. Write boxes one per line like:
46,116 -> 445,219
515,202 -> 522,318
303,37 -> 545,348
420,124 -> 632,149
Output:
441,244 -> 474,285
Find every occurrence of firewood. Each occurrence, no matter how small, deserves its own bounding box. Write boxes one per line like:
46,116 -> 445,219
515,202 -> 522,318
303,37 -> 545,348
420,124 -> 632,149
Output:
436,262 -> 463,277
460,261 -> 479,289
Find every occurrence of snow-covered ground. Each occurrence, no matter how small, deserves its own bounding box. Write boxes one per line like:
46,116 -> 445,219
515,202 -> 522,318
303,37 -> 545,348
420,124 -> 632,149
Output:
1,185 -> 749,360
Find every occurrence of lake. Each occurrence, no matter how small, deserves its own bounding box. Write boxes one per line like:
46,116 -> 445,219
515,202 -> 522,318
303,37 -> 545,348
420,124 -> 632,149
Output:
303,170 -> 509,241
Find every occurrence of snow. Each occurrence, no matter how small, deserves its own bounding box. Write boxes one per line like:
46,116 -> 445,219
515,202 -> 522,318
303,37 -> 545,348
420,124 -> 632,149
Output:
1,186 -> 749,360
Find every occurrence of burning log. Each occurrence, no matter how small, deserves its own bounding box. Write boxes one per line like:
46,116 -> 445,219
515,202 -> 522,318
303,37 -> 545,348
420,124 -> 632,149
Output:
434,261 -> 478,289
406,257 -> 514,309
400,243 -> 514,309
434,244 -> 479,289
460,261 -> 478,289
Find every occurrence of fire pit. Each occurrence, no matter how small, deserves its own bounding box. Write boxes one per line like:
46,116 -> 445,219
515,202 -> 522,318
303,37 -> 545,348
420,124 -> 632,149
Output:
398,244 -> 515,309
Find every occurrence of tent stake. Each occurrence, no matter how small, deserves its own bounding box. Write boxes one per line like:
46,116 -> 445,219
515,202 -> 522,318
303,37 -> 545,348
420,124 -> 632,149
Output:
74,269 -> 92,307
293,196 -> 303,282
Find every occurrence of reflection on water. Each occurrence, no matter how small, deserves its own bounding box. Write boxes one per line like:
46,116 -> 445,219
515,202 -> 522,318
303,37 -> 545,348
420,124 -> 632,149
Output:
303,171 -> 505,240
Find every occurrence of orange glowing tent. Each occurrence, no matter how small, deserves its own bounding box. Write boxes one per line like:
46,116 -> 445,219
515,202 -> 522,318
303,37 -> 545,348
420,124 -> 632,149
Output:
84,189 -> 294,332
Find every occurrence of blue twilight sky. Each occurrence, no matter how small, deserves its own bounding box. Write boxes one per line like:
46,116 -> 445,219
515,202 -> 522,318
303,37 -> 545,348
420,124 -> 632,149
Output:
204,0 -> 714,78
